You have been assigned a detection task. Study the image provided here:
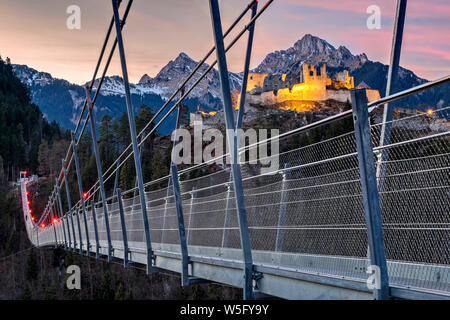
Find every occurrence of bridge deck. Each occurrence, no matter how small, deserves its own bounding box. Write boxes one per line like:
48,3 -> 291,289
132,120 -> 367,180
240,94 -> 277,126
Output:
22,105 -> 450,299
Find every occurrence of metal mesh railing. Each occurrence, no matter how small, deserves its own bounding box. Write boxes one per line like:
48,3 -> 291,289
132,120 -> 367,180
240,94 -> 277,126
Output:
27,103 -> 450,296
372,106 -> 450,292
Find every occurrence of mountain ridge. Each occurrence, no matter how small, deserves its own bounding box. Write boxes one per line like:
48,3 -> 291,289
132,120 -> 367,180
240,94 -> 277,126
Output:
12,34 -> 448,133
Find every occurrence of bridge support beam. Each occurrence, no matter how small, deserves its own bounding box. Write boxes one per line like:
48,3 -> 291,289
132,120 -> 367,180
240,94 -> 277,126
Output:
130,136 -> 145,216
351,89 -> 389,300
236,0 -> 258,130
169,86 -> 194,286
71,132 -> 90,255
86,87 -> 113,262
62,159 -> 77,252
112,0 -> 154,274
276,164 -> 291,252
56,178 -> 69,251
116,189 -> 129,267
170,165 -> 190,286
209,0 -> 254,300
376,0 -> 407,193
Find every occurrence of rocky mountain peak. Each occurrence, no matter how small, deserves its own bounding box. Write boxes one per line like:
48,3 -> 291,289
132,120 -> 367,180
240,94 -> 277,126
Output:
254,34 -> 365,74
292,34 -> 336,56
138,73 -> 152,85
177,52 -> 194,62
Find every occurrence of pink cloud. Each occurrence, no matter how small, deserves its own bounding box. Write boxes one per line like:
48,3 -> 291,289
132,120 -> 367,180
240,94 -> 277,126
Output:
284,0 -> 450,19
404,46 -> 450,61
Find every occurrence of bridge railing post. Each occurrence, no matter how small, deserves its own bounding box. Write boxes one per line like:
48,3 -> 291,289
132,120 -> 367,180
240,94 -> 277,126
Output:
50,196 -> 58,247
112,0 -> 153,273
351,89 -> 389,300
275,164 -> 291,252
62,158 -> 77,252
221,177 -> 233,248
56,178 -> 69,250
209,0 -> 254,300
113,158 -> 121,196
75,204 -> 83,254
90,198 -> 100,258
130,136 -> 145,216
86,87 -> 113,261
116,188 -> 129,267
52,197 -> 63,247
71,131 -> 91,255
161,179 -> 172,244
187,187 -> 197,245
51,201 -> 60,246
55,201 -> 64,247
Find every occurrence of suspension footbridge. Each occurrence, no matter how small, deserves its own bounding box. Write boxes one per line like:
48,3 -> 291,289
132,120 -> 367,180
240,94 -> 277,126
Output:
18,0 -> 450,300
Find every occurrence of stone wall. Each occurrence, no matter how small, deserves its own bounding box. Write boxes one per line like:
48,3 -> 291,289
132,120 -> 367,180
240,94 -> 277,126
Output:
247,88 -> 380,108
247,73 -> 268,91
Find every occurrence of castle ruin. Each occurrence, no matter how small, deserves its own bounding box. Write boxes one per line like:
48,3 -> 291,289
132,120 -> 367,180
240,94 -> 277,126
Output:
244,62 -> 380,112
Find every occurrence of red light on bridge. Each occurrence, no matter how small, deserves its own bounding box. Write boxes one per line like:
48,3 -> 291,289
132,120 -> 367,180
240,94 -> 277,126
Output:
27,200 -> 30,205
52,218 -> 58,224
29,209 -> 32,214
26,191 -> 30,196
24,170 -> 28,175
83,192 -> 89,199
31,216 -> 36,221
40,223 -> 46,229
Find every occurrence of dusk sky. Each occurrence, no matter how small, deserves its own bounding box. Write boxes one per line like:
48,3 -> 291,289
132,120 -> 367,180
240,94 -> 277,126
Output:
0,0 -> 448,84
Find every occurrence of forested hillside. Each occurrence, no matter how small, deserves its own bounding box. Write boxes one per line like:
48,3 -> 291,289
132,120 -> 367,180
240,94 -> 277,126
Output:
0,56 -> 68,182
0,55 -> 237,300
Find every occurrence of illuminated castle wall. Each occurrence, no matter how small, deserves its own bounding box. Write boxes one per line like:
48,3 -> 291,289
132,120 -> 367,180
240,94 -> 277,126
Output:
244,62 -> 380,111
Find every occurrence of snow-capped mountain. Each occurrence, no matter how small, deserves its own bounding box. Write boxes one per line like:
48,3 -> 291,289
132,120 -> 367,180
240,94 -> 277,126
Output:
12,34 -> 448,133
137,52 -> 242,100
12,52 -> 242,134
86,52 -> 242,106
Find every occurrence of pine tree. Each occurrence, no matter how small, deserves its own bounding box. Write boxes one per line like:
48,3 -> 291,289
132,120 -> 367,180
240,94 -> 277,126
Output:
0,155 -> 4,182
37,140 -> 50,176
25,248 -> 38,281
43,282 -> 57,300
98,114 -> 117,171
115,282 -> 125,300
135,104 -> 159,182
21,284 -> 32,300
116,112 -> 130,153
99,272 -> 114,300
